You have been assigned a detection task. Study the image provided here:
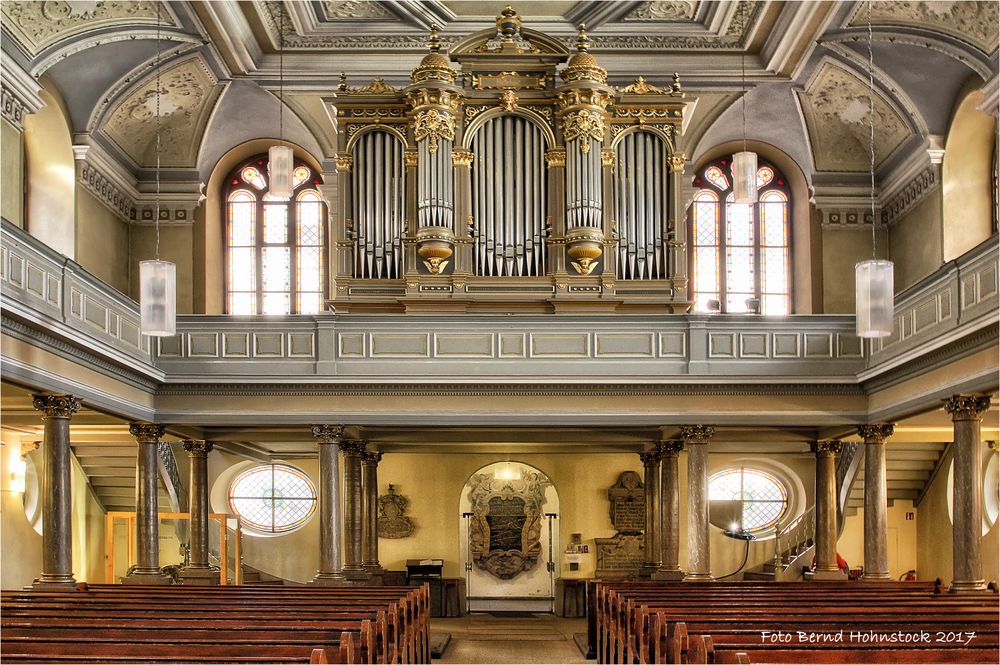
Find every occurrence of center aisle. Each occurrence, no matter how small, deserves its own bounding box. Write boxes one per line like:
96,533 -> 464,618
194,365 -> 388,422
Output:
432,614 -> 590,664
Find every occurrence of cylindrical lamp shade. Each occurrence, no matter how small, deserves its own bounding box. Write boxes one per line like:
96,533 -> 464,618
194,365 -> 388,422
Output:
855,259 -> 894,338
269,145 -> 294,199
733,150 -> 758,204
139,259 -> 176,337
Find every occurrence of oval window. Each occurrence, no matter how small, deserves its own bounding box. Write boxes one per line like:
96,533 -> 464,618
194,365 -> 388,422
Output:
228,463 -> 317,534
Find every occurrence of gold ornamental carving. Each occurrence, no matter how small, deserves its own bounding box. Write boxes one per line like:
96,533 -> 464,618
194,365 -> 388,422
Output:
563,109 -> 605,154
335,155 -> 354,172
413,108 -> 456,154
32,394 -> 81,418
452,147 -> 474,167
669,154 -> 686,172
544,149 -> 566,167
404,149 -> 418,167
621,76 -> 667,95
601,148 -> 615,168
499,89 -> 519,111
473,71 -> 545,91
944,395 -> 992,421
352,77 -> 397,94
468,470 -> 548,580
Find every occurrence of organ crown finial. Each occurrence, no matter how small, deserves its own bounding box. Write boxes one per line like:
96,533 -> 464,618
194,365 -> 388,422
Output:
428,23 -> 441,52
576,23 -> 590,52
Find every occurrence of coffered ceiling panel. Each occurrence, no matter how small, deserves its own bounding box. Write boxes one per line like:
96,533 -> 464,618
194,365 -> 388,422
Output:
797,61 -> 911,173
102,54 -> 221,168
1,0 -> 175,57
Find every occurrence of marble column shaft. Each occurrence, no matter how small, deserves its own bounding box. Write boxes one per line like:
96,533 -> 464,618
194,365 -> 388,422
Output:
182,441 -> 213,567
656,440 -> 684,579
32,394 -> 81,586
682,425 -> 715,581
811,440 -> 845,579
312,426 -> 346,583
125,423 -> 171,583
860,424 -> 894,580
340,439 -> 369,581
945,395 -> 992,593
362,450 -> 383,575
639,449 -> 662,574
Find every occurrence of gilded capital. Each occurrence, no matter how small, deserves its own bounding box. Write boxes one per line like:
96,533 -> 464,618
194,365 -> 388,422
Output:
639,449 -> 661,466
31,394 -> 81,419
858,423 -> 894,444
657,440 -> 684,456
129,422 -> 166,443
669,154 -> 686,172
810,440 -> 843,457
944,394 -> 992,421
404,149 -> 419,168
362,450 -> 384,465
182,440 -> 213,455
335,155 -> 353,173
544,148 -> 566,167
340,439 -> 368,455
680,425 -> 715,444
452,147 -> 474,167
601,148 -> 615,168
312,425 -> 344,443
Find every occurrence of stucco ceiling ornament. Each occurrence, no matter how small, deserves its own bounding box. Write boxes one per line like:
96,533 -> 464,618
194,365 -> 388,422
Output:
797,62 -> 909,173
847,0 -> 999,54
625,1 -> 700,21
103,56 -> 220,168
322,0 -> 392,20
1,1 -> 173,56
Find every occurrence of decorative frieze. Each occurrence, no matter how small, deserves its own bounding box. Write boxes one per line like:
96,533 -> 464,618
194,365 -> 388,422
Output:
77,159 -> 136,223
881,166 -> 938,227
1,84 -> 31,130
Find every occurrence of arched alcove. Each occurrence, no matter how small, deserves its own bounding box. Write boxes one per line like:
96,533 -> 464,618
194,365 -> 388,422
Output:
693,141 -> 820,313
942,87 -> 997,262
458,461 -> 559,612
194,139 -> 323,313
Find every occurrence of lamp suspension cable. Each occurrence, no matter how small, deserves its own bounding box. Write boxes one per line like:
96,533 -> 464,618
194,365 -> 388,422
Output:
732,1 -> 757,205
154,2 -> 161,261
268,6 -> 293,199
740,2 -> 747,157
866,0 -> 876,259
279,7 -> 284,150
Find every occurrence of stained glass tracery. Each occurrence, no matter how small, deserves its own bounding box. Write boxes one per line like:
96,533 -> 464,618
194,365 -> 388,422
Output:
691,156 -> 790,314
225,157 -> 326,315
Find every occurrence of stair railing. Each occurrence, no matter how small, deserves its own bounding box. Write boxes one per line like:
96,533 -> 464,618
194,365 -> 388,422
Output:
772,506 -> 816,571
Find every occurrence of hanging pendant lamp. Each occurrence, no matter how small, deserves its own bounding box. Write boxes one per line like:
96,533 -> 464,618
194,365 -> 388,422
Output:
269,6 -> 293,199
733,2 -> 757,205
140,4 -> 176,337
855,0 -> 894,338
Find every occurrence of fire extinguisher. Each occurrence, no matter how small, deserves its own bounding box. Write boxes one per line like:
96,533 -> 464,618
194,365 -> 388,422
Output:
899,570 -> 917,581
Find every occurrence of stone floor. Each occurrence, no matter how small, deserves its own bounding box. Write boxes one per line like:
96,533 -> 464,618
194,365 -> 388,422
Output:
431,614 -> 590,663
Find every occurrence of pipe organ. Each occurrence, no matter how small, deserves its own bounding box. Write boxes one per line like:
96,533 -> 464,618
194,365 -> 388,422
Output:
329,7 -> 693,312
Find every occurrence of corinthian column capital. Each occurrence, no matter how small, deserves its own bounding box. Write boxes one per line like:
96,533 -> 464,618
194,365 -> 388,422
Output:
680,425 -> 714,444
31,395 -> 81,419
810,440 -> 843,457
312,425 -> 345,443
858,424 -> 894,444
129,423 -> 166,443
944,395 -> 992,421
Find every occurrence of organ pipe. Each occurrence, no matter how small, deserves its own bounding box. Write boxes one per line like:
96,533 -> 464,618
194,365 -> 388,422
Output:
352,130 -> 405,279
615,131 -> 669,280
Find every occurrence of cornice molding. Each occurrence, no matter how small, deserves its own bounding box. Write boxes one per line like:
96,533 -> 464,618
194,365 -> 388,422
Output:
0,52 -> 44,130
881,164 -> 938,227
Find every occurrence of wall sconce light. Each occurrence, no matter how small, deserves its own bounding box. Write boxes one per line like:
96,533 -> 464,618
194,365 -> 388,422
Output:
9,455 -> 26,494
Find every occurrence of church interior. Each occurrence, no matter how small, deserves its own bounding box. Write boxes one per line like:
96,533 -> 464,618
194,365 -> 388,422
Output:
1,1 -> 999,663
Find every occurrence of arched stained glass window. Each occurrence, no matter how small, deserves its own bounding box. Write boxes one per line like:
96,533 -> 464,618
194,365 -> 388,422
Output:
228,463 -> 317,534
708,467 -> 788,532
225,155 -> 326,315
691,156 -> 790,314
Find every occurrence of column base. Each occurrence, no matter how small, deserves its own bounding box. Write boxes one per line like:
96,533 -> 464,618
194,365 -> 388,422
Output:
811,569 -> 848,581
639,563 -> 662,578
949,579 -> 988,593
178,566 -> 220,585
121,569 -> 174,585
683,572 -> 714,581
860,572 -> 891,581
311,573 -> 349,586
652,569 -> 685,581
342,567 -> 371,584
32,577 -> 79,589
363,565 -> 384,586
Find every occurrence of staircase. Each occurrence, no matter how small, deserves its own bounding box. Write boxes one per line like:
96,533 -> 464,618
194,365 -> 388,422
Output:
843,442 -> 951,516
743,507 -> 815,581
71,440 -> 181,514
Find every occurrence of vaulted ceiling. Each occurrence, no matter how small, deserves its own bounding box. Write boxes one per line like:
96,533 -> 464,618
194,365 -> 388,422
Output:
2,2 -> 997,193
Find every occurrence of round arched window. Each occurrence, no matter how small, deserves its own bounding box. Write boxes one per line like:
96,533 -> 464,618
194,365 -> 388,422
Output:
708,467 -> 788,532
228,464 -> 317,534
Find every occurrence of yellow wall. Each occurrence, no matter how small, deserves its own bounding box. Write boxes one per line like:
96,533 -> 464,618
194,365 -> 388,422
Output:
837,499 -> 918,580
70,454 -> 106,583
129,225 -> 194,313
76,189 -> 131,295
889,190 -> 944,291
942,90 -> 997,262
0,432 -> 43,588
23,80 -> 75,259
2,118 -> 24,227
821,226 -> 889,313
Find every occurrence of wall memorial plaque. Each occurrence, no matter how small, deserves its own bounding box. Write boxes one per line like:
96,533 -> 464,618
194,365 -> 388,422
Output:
608,470 -> 645,533
468,471 -> 547,580
594,533 -> 645,579
377,484 -> 415,538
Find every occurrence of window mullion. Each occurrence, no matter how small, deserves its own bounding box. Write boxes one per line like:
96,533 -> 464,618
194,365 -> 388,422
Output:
257,199 -> 265,314
754,201 -> 763,302
289,197 -> 297,314
719,196 -> 728,312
